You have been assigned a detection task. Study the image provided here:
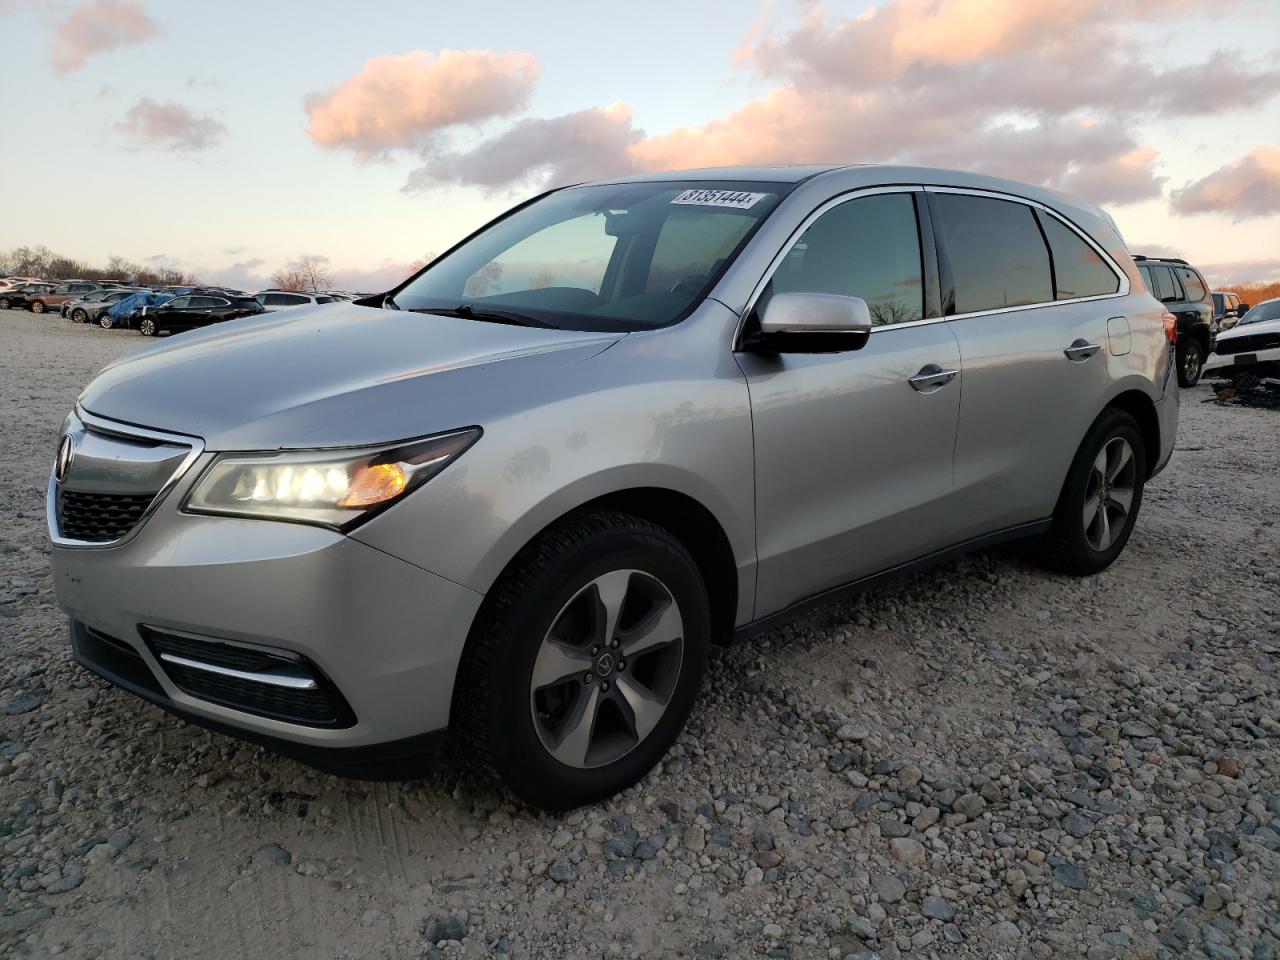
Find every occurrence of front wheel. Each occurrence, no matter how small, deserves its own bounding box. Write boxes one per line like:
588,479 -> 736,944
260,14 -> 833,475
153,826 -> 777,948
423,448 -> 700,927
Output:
452,510 -> 710,809
1177,339 -> 1204,387
1033,408 -> 1147,575
30,300 -> 46,314
139,317 -> 157,336
72,308 -> 87,323
99,315 -> 113,329
0,298 -> 10,309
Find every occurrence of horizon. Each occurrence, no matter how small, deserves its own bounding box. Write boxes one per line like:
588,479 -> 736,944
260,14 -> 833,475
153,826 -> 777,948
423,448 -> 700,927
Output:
3,0 -> 1279,292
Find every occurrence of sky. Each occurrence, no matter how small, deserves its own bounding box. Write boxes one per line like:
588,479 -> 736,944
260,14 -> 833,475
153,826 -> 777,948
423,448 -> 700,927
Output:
2,0 -> 1279,292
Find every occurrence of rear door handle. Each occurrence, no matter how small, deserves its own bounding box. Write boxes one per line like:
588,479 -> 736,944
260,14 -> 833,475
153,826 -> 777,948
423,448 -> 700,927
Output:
909,364 -> 958,392
1064,339 -> 1101,362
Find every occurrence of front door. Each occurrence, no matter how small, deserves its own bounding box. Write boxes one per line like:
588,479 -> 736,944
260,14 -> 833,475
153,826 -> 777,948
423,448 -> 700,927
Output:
737,190 -> 965,618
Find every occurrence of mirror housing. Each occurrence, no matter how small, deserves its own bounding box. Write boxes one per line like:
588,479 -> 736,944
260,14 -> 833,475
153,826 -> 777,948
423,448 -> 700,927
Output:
1237,303 -> 1250,314
744,292 -> 873,353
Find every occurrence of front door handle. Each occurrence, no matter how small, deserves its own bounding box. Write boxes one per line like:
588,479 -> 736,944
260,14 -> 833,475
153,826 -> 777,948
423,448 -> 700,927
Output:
909,364 -> 958,392
1064,339 -> 1101,362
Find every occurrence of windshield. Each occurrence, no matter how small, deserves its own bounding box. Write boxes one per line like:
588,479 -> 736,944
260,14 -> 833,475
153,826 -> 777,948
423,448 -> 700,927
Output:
391,181 -> 787,332
1240,300 -> 1280,325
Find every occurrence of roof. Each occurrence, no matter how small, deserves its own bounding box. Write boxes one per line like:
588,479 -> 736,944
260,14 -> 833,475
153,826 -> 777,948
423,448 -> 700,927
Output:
591,164 -> 849,185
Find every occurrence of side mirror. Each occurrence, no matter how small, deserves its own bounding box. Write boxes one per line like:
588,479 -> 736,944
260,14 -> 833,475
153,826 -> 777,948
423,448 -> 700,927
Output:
745,292 -> 873,353
1237,303 -> 1250,314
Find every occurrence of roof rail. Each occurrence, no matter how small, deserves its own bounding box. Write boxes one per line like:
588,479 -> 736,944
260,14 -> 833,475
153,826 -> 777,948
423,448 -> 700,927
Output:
1133,254 -> 1188,266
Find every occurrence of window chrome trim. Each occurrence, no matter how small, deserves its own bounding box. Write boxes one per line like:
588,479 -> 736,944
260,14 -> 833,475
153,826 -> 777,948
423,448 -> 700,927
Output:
47,405 -> 206,550
924,185 -> 1131,316
733,183 -> 1132,346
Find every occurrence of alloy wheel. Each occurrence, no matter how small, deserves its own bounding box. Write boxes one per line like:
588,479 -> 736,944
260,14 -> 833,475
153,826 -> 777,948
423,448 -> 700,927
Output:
73,309 -> 86,322
1082,436 -> 1136,551
31,301 -> 45,314
99,315 -> 112,329
529,569 -> 684,769
1183,344 -> 1201,384
140,318 -> 155,336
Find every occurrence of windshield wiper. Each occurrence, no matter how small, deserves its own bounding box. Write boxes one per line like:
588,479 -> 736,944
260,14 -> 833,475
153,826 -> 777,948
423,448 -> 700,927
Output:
411,304 -> 554,328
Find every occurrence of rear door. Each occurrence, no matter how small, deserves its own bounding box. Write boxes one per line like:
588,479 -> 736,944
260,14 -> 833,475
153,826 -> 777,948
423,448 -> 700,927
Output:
929,189 -> 1125,538
739,188 -> 965,617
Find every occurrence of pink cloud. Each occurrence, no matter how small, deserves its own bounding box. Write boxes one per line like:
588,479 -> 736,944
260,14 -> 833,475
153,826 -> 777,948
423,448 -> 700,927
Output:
306,49 -> 539,160
1170,145 -> 1280,220
115,98 -> 225,152
1197,256 -> 1280,286
48,0 -> 159,74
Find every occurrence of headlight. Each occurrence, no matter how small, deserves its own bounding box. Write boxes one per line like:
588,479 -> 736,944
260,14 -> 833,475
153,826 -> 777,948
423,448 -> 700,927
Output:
182,428 -> 480,529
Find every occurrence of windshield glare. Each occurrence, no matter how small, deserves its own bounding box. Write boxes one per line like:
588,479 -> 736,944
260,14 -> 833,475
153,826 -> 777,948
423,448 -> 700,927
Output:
1240,301 -> 1280,325
392,181 -> 786,332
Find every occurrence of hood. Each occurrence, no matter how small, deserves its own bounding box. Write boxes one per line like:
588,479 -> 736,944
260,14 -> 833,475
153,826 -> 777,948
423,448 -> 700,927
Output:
1217,315 -> 1280,342
80,302 -> 622,450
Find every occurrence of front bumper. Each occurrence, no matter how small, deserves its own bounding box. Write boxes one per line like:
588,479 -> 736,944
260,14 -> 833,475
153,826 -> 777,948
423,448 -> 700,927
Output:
1203,344 -> 1280,375
51,494 -> 484,769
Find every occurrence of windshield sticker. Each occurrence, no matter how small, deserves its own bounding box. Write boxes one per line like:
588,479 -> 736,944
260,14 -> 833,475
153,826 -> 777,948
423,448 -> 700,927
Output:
671,189 -> 767,209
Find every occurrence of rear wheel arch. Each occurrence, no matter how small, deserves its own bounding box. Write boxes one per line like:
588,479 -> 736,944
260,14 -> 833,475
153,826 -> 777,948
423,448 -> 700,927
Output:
1103,389 -> 1159,479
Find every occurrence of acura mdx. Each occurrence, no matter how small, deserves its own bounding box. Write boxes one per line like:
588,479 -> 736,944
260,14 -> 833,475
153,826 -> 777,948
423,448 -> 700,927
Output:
48,165 -> 1178,808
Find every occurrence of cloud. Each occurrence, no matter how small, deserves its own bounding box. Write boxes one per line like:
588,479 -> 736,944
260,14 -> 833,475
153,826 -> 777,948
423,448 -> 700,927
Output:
405,104 -> 642,193
306,49 -> 539,160
1170,145 -> 1280,220
115,98 -> 225,151
381,0 -> 1278,207
48,0 -> 159,74
223,246 -> 247,256
1197,256 -> 1280,286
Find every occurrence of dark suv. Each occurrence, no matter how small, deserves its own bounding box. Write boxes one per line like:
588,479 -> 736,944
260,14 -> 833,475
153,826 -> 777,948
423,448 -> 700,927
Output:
138,292 -> 265,336
1133,256 -> 1213,387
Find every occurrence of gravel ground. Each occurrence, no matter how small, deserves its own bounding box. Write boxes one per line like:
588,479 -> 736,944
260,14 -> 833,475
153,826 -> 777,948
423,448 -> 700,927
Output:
1,310 -> 1278,960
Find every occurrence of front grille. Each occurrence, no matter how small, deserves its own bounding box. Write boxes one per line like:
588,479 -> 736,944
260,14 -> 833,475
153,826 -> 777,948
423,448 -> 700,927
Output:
57,491 -> 154,542
143,628 -> 354,728
1217,331 -> 1280,355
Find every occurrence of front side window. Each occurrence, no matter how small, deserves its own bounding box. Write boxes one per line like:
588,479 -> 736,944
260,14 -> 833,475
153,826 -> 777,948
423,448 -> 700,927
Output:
932,193 -> 1052,314
392,180 -> 786,332
765,192 -> 924,326
1036,213 -> 1119,299
1175,266 -> 1206,301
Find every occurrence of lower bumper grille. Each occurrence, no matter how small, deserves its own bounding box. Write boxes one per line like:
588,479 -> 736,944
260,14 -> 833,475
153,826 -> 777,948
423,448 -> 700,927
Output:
143,628 -> 354,728
57,491 -> 153,542
1216,332 -> 1280,355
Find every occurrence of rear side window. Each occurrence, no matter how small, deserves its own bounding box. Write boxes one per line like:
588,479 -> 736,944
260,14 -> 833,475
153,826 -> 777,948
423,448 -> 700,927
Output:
931,193 -> 1052,314
769,192 -> 924,326
1148,265 -> 1181,303
1035,213 -> 1119,299
1175,266 -> 1206,301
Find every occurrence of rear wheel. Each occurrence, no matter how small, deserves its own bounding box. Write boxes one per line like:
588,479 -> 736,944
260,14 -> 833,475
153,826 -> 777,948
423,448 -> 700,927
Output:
1177,338 -> 1204,387
30,300 -> 46,314
452,510 -> 710,809
0,298 -> 10,309
1034,407 -> 1146,575
139,317 -> 157,336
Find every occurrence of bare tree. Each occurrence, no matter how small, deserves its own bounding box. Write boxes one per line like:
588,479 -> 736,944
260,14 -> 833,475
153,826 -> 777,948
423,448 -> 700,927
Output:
295,255 -> 331,292
271,269 -> 308,291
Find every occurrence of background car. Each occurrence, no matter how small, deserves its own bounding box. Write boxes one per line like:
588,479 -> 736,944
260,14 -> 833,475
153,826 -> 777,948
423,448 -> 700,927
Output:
1211,290 -> 1248,331
106,291 -> 173,330
254,289 -> 337,312
1133,255 -> 1213,386
63,288 -> 139,322
1202,297 -> 1280,378
28,281 -> 106,314
0,281 -> 57,310
138,292 -> 264,336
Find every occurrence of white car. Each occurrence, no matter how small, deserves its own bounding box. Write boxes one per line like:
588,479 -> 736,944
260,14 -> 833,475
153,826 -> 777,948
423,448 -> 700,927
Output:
1203,297 -> 1280,376
253,290 -> 337,313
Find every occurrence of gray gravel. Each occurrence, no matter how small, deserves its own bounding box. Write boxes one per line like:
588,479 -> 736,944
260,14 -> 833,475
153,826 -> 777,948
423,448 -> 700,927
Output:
2,311 -> 1278,959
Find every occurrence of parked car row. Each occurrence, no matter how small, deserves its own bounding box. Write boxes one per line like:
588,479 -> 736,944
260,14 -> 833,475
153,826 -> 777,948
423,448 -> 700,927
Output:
1203,297 -> 1280,379
2,275 -> 362,337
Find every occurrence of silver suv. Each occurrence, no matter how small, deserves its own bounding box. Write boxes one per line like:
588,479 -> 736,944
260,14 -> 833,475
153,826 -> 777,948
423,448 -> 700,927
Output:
48,165 -> 1177,808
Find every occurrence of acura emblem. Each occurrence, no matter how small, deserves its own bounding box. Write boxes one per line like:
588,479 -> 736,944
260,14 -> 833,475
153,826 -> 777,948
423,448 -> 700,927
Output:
55,434 -> 75,483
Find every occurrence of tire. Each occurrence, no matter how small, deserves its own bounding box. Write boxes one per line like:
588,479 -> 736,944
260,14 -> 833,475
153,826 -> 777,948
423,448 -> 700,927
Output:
139,317 -> 157,336
99,314 -> 113,329
452,509 -> 711,809
0,298 -> 9,310
1177,338 -> 1204,387
30,300 -> 46,314
1034,407 -> 1147,575
72,308 -> 87,323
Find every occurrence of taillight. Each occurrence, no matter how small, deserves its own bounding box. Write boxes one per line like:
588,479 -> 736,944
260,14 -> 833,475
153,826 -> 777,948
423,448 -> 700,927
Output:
1161,312 -> 1177,344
